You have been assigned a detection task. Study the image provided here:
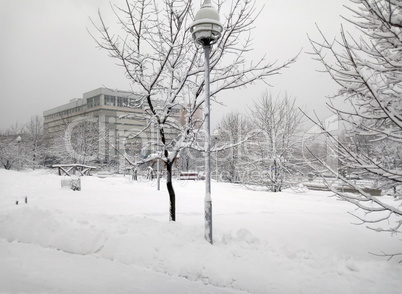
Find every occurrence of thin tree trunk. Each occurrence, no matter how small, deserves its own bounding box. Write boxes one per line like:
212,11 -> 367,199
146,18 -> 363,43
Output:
166,161 -> 176,221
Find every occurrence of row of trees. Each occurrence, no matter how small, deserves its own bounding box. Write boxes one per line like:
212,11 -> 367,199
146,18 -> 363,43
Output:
0,92 -> 307,193
201,92 -> 305,192
0,91 -> 330,195
0,116 -> 46,170
0,115 -> 102,170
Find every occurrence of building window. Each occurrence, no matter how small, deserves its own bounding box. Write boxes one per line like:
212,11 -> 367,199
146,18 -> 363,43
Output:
117,96 -> 128,107
94,96 -> 100,106
87,98 -> 94,108
105,95 -> 116,106
87,96 -> 100,108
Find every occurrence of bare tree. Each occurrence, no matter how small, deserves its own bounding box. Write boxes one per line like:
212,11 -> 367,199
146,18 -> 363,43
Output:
0,124 -> 24,170
214,112 -> 252,183
24,115 -> 46,169
0,136 -> 19,170
65,117 -> 100,165
246,92 -> 304,191
45,115 -> 102,166
91,0 -> 297,221
308,0 -> 402,259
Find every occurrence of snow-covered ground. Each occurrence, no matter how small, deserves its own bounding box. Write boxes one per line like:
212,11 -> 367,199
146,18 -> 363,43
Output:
0,169 -> 401,293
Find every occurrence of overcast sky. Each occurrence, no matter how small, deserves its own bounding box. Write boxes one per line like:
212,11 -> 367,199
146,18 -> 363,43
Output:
0,0 -> 356,131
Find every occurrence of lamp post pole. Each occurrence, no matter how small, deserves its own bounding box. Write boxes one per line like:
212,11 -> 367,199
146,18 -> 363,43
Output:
203,44 -> 213,243
190,0 -> 223,244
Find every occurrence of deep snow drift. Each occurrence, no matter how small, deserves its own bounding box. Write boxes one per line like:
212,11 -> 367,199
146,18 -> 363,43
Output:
0,169 -> 401,293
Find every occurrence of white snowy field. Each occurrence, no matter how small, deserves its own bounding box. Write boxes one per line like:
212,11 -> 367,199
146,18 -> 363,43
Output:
0,169 -> 401,294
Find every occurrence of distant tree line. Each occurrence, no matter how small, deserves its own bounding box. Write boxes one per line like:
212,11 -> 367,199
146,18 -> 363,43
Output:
0,116 -> 47,170
0,114 -> 101,170
178,91 -> 308,192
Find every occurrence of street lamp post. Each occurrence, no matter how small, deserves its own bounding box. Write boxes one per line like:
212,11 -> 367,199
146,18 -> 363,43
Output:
190,0 -> 223,244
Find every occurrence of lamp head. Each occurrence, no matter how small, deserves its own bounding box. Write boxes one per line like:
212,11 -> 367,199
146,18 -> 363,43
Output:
190,0 -> 223,46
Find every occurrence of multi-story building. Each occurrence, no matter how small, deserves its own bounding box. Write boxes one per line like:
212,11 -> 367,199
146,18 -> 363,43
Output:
43,87 -> 184,171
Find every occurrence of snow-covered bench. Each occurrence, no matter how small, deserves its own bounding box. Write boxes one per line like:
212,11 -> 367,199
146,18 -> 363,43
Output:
53,164 -> 96,176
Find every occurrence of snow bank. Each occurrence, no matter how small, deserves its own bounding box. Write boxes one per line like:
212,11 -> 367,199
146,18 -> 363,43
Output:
1,206 -> 400,294
0,207 -> 105,255
0,240 -> 240,294
1,169 -> 401,293
0,206 -> 269,292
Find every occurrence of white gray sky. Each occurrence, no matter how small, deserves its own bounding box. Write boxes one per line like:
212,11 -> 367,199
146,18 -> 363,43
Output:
0,0 -> 356,131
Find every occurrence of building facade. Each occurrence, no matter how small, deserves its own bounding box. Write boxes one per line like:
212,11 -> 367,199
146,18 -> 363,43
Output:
43,88 -> 183,171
